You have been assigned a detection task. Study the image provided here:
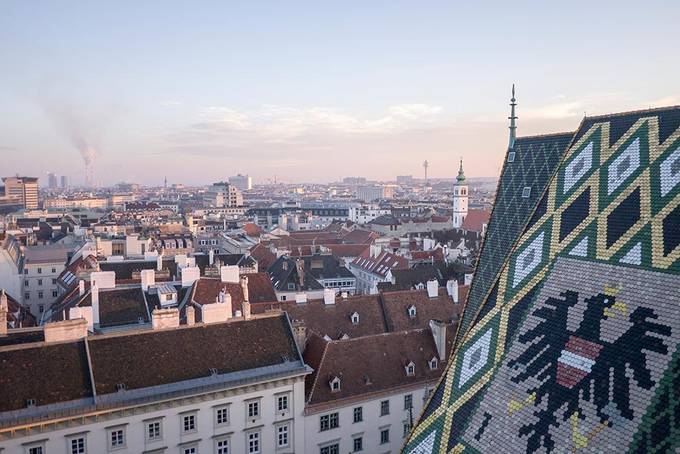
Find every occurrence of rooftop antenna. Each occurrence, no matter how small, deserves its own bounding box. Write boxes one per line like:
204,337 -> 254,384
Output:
508,84 -> 518,149
423,160 -> 429,185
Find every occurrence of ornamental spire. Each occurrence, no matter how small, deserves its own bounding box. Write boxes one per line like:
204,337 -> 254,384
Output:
509,83 -> 518,149
456,157 -> 466,183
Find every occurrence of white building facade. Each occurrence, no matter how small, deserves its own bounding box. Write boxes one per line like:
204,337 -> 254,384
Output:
452,159 -> 468,229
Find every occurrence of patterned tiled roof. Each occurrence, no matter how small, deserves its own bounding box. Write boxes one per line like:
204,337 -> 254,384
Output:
405,106 -> 680,453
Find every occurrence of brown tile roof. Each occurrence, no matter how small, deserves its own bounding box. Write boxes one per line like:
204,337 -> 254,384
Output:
380,288 -> 464,332
249,243 -> 277,270
192,273 -> 276,310
242,222 -> 263,236
305,328 -> 445,406
0,340 -> 93,411
341,229 -> 379,244
282,295 -> 387,340
325,244 -> 369,259
87,314 -> 299,394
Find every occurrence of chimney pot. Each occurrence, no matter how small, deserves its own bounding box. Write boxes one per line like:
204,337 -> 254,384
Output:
323,288 -> 335,305
91,284 -> 100,326
78,280 -> 85,296
426,279 -> 439,298
186,306 -> 195,325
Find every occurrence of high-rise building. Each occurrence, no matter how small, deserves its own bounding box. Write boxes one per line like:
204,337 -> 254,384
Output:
47,172 -> 57,189
204,182 -> 243,207
228,174 -> 253,191
60,175 -> 69,188
1,176 -> 39,209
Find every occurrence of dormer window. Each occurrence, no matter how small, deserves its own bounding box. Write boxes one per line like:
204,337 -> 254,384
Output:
330,376 -> 341,392
407,305 -> 417,318
405,361 -> 416,376
350,312 -> 360,325
429,357 -> 439,370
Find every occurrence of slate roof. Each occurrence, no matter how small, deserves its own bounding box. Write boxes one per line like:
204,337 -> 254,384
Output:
99,259 -> 178,282
267,256 -> 325,292
193,253 -> 256,275
405,106 -> 680,454
458,132 -> 574,339
350,249 -> 409,277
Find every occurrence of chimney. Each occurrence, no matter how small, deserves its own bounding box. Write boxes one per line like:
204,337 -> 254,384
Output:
240,275 -> 249,302
323,288 -> 335,305
295,292 -> 308,304
292,319 -> 306,352
464,273 -> 473,286
0,290 -> 8,336
44,318 -> 88,343
429,319 -> 447,359
426,279 -> 439,298
446,279 -> 459,303
152,307 -> 180,330
78,280 -> 85,296
156,250 -> 163,271
186,305 -> 195,326
69,306 -> 93,332
202,301 -> 231,324
220,265 -> 239,283
209,249 -> 215,265
91,284 -> 100,326
140,269 -> 155,292
296,260 -> 304,288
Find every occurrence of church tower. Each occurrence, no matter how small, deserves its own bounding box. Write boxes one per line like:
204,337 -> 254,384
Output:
452,158 -> 468,228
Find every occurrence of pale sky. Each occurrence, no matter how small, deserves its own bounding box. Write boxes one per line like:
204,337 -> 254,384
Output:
1,1 -> 679,186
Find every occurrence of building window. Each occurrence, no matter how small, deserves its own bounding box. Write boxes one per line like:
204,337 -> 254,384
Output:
522,186 -> 532,198
429,357 -> 438,370
182,413 -> 197,433
405,362 -> 415,376
24,280 -> 28,286
277,394 -> 289,412
351,312 -> 359,325
277,423 -> 290,448
37,279 -> 42,286
507,151 -> 516,162
69,436 -> 86,454
380,399 -> 390,416
247,430 -> 261,454
25,292 -> 30,300
404,422 -> 412,437
146,419 -> 162,441
320,444 -> 339,454
37,268 -> 42,274
329,376 -> 341,392
353,436 -> 363,452
404,394 -> 413,410
215,437 -> 230,454
320,412 -> 339,431
183,447 -> 197,454
52,268 -> 56,273
27,446 -> 45,454
108,426 -> 125,450
38,304 -> 44,313
52,278 -> 57,285
24,269 -> 28,275
407,305 -> 416,318
215,405 -> 230,426
53,290 -> 58,298
38,291 -> 43,299
353,406 -> 363,423
380,428 -> 390,444
247,400 -> 260,419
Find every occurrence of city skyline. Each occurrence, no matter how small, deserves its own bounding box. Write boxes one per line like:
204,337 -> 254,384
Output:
2,1 -> 680,185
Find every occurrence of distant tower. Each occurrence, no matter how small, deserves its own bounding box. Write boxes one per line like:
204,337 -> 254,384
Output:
164,176 -> 167,188
423,160 -> 429,185
452,158 -> 468,229
509,84 -> 518,149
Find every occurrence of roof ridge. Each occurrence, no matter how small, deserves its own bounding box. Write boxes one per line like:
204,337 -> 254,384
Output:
516,131 -> 575,140
306,336 -> 330,404
584,104 -> 680,121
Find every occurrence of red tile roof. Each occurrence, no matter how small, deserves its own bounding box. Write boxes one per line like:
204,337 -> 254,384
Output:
461,209 -> 491,232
